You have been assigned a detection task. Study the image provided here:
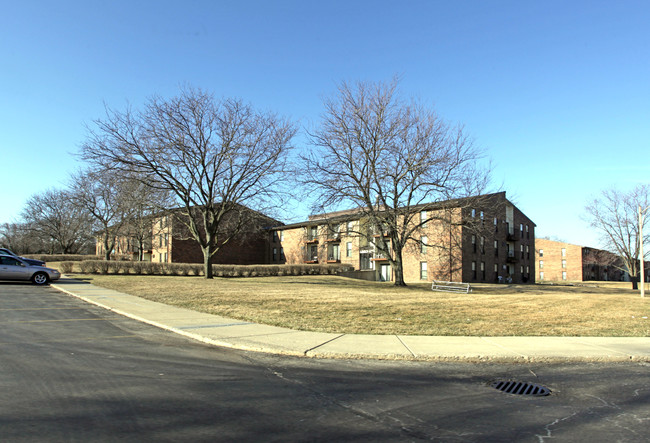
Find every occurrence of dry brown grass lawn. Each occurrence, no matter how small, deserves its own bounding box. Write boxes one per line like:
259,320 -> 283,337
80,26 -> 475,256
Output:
64,272 -> 650,337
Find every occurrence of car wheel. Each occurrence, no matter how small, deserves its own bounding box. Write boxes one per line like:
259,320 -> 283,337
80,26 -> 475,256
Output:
32,272 -> 49,285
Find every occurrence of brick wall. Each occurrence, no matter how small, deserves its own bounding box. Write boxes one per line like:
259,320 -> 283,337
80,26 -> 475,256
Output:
535,239 -> 583,282
150,209 -> 277,265
272,194 -> 536,284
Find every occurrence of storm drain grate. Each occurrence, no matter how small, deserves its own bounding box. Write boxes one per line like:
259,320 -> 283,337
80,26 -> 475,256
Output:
490,380 -> 551,396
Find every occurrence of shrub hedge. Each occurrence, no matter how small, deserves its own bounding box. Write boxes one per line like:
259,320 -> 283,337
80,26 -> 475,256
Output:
64,260 -> 354,277
24,254 -> 102,263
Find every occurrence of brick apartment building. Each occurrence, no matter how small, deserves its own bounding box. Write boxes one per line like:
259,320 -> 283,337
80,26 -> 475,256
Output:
268,192 -> 536,283
97,206 -> 281,265
535,238 -> 629,282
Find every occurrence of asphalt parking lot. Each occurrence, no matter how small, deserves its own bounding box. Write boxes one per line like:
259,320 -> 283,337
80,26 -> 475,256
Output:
1,282 -> 649,442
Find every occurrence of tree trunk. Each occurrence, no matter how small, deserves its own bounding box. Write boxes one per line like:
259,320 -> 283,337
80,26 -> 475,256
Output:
103,236 -> 111,261
392,259 -> 407,287
203,247 -> 213,279
631,276 -> 638,290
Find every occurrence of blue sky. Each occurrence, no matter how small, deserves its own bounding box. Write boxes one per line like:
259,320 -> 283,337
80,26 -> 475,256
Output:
1,0 -> 648,248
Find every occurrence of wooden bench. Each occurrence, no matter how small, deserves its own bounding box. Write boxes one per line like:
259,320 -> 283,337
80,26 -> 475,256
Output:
431,281 -> 472,293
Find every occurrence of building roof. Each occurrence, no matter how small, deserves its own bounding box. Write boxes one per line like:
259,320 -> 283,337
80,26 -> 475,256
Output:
272,192 -> 535,230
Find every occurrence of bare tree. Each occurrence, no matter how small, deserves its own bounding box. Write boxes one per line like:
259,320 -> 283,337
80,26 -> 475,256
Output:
0,222 -> 48,253
81,87 -> 296,278
21,188 -> 94,254
303,78 -> 491,286
585,184 -> 649,289
70,169 -> 138,260
121,181 -> 175,261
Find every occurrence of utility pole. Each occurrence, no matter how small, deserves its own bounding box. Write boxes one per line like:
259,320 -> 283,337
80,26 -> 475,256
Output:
640,205 -> 646,298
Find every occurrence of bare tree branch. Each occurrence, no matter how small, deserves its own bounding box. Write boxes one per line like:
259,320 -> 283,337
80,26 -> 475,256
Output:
584,184 -> 649,289
303,78 -> 492,286
80,87 -> 296,277
21,188 -> 94,254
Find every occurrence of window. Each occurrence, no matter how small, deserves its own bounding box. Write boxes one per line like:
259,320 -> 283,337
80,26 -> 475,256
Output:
481,262 -> 485,280
520,244 -> 524,259
494,240 -> 498,256
272,248 -> 277,261
309,226 -> 318,241
280,247 -> 285,261
360,252 -> 372,270
329,244 -> 340,261
472,261 -> 477,280
539,260 -> 544,269
472,235 -> 476,253
494,217 -> 498,232
346,242 -> 352,258
309,245 -> 318,261
526,224 -> 530,239
526,245 -> 530,259
280,231 -> 284,241
520,223 -> 524,238
562,271 -> 567,280
420,262 -> 428,280
494,263 -> 498,272
539,249 -> 544,257
540,271 -> 545,280
164,233 -> 169,247
420,210 -> 427,227
421,236 -> 428,254
346,221 -> 354,234
520,265 -> 524,274
562,259 -> 567,269
561,248 -> 566,257
328,224 -> 341,239
480,236 -> 485,254
0,256 -> 21,266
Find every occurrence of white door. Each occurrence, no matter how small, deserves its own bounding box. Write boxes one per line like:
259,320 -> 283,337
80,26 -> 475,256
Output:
380,264 -> 391,282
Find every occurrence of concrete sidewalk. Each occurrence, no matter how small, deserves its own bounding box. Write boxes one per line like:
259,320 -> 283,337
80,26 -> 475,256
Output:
51,278 -> 650,363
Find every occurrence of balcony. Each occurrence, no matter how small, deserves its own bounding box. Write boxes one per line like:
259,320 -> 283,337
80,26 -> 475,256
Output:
506,252 -> 518,263
371,251 -> 390,261
506,232 -> 517,242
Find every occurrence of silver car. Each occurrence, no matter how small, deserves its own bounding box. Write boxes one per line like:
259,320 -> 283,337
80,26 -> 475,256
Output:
0,255 -> 60,285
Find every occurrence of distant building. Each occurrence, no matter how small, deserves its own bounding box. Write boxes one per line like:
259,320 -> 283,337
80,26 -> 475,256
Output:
268,192 -> 536,283
535,239 -> 628,282
96,205 -> 281,265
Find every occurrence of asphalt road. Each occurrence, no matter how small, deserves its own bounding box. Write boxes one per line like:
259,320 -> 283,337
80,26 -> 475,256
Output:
1,282 -> 649,442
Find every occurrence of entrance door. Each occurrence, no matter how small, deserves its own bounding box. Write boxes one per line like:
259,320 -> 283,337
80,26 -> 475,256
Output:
379,264 -> 391,282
